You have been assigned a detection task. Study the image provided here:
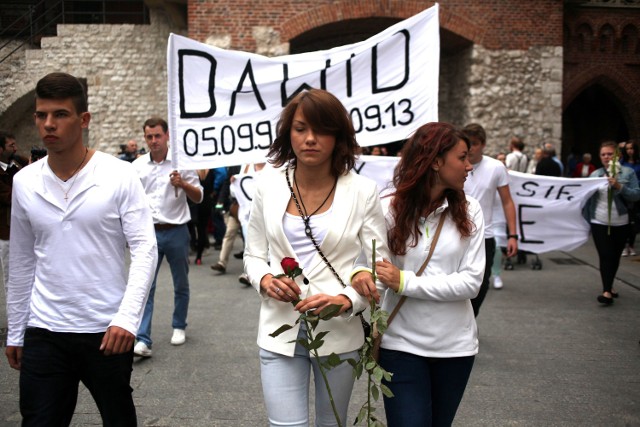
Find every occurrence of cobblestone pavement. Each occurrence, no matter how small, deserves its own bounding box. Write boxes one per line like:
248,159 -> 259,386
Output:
1,236 -> 639,426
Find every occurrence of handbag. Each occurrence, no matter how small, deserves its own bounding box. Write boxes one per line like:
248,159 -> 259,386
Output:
285,169 -> 371,338
371,210 -> 447,362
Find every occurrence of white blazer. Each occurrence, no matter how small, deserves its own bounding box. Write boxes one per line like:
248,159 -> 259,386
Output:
244,166 -> 389,357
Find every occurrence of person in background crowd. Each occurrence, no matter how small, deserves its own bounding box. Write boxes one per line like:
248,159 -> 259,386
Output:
5,72 -> 157,425
535,145 -> 562,177
118,139 -> 143,162
543,143 -> 563,175
193,168 -> 215,265
353,122 -> 484,427
583,141 -> 640,304
506,136 -> 528,172
526,147 -> 542,174
244,89 -> 388,427
133,117 -> 203,357
573,153 -> 596,178
462,123 -> 517,314
210,167 -> 228,249
0,131 -> 22,289
621,140 -> 640,256
29,146 -> 47,164
491,152 -> 508,289
210,165 -> 242,274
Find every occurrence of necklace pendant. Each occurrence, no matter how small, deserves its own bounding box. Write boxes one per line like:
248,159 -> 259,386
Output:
305,225 -> 312,237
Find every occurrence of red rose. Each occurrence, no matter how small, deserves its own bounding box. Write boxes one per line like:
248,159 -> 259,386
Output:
281,257 -> 299,276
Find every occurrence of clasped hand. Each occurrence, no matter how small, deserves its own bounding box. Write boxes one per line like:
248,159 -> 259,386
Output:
351,259 -> 401,303
261,274 -> 351,314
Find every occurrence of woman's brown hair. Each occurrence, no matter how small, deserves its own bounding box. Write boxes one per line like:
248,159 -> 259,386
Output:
388,122 -> 474,255
268,89 -> 359,176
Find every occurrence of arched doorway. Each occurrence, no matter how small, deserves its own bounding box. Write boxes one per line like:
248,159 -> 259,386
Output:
562,84 -> 630,168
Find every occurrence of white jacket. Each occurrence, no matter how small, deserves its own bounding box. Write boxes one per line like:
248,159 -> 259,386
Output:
244,166 -> 389,357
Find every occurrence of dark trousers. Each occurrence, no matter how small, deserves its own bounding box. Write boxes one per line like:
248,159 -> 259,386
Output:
471,238 -> 495,317
591,223 -> 628,293
380,349 -> 474,427
20,328 -> 137,426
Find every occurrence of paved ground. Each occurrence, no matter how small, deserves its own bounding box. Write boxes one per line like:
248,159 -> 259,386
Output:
1,236 -> 639,426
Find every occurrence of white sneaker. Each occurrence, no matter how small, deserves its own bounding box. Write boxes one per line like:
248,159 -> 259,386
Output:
630,247 -> 637,256
133,341 -> 152,357
493,276 -> 504,289
622,247 -> 630,257
171,329 -> 186,345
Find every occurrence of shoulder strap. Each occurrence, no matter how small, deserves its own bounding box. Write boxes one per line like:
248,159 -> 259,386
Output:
386,209 -> 447,325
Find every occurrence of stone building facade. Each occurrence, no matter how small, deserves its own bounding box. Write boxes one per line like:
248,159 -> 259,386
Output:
0,0 -> 638,167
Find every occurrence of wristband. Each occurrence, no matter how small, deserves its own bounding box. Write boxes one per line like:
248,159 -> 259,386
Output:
508,234 -> 519,241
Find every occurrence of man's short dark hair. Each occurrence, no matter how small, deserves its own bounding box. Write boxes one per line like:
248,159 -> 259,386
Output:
143,117 -> 168,133
35,72 -> 88,114
0,130 -> 16,150
462,123 -> 486,145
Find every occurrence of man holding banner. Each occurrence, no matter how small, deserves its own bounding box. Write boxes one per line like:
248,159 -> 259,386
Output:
133,118 -> 203,357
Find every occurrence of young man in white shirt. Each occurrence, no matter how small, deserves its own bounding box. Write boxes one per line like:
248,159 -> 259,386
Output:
132,118 -> 203,357
4,72 -> 158,425
463,123 -> 518,316
505,136 -> 528,172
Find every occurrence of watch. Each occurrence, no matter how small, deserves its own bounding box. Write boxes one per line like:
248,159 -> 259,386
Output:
508,234 -> 519,241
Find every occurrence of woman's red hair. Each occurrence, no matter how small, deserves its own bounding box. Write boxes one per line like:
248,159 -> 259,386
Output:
388,122 -> 474,255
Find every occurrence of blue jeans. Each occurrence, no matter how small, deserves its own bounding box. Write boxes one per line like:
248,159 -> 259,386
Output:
259,327 -> 359,427
137,224 -> 190,347
20,328 -> 136,426
380,349 -> 474,427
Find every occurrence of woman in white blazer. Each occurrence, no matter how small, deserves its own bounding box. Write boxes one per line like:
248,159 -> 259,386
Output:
244,89 -> 389,427
353,123 -> 485,427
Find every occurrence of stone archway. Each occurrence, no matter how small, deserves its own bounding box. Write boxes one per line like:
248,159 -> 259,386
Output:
562,83 -> 630,168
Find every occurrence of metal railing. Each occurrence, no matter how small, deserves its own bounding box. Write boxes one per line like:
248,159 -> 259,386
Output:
0,0 -> 149,64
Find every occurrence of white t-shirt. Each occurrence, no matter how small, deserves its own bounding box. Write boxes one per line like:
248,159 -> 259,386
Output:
463,155 -> 510,238
6,152 -> 158,346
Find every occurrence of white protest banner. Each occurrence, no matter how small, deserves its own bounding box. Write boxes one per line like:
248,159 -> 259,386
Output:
508,171 -> 605,254
230,159 -> 607,254
167,4 -> 440,170
230,173 -> 259,228
354,155 -> 398,193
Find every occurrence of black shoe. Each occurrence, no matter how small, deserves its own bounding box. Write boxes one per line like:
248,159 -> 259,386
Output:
210,263 -> 226,273
611,291 -> 619,298
597,295 -> 614,305
233,251 -> 244,259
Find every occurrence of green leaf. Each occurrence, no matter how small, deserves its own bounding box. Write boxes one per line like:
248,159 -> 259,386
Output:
371,384 -> 379,400
326,352 -> 342,367
318,304 -> 343,320
314,331 -> 330,342
373,367 -> 385,383
365,361 -> 376,370
355,406 -> 367,425
381,383 -> 394,398
306,338 -> 324,351
269,324 -> 294,337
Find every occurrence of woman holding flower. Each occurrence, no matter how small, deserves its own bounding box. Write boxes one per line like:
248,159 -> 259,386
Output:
243,88 -> 388,427
584,141 -> 640,304
352,122 -> 485,427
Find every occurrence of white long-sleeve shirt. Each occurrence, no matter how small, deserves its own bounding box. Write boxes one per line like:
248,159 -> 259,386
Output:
132,151 -> 203,225
380,195 -> 485,358
6,152 -> 158,346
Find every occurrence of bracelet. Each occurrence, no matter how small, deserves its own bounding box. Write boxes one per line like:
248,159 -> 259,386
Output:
508,234 -> 519,240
